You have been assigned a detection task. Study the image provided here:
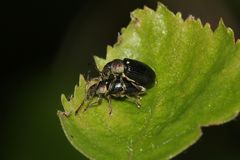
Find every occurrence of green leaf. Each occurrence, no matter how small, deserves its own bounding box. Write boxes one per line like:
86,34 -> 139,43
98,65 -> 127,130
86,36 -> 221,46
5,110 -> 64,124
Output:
58,3 -> 240,160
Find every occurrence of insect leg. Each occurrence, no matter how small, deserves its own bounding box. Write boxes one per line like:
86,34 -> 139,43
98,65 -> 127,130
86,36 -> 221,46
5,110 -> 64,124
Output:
122,73 -> 135,83
107,95 -> 112,115
126,95 -> 142,108
75,80 -> 89,115
75,98 -> 86,115
130,82 -> 146,94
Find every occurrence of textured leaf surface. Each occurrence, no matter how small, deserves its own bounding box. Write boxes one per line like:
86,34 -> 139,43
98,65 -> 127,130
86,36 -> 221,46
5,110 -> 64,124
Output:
58,3 -> 240,160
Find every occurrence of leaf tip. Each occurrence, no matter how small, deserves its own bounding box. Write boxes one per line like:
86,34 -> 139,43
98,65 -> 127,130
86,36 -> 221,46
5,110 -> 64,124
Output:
215,18 -> 236,44
115,32 -> 123,46
176,12 -> 182,19
196,18 -> 203,27
216,18 -> 227,32
157,2 -> 176,18
94,56 -> 106,70
236,39 -> 240,45
185,15 -> 195,22
60,93 -> 72,113
157,2 -> 167,10
57,110 -> 63,117
79,74 -> 85,84
130,10 -> 142,28
106,45 -> 117,60
57,110 -> 70,118
143,5 -> 152,11
218,18 -> 225,27
61,93 -> 68,104
227,27 -> 235,41
203,22 -> 211,29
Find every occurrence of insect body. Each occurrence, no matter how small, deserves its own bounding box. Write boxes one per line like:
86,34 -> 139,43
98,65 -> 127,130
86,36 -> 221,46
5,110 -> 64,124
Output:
102,58 -> 156,88
75,58 -> 156,115
75,77 -> 145,115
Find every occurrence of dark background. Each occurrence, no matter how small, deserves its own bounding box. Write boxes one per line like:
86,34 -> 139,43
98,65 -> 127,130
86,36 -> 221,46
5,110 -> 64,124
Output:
1,0 -> 240,160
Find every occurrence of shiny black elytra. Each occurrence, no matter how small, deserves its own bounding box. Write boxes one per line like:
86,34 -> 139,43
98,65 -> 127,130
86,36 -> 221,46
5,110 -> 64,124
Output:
101,58 -> 156,88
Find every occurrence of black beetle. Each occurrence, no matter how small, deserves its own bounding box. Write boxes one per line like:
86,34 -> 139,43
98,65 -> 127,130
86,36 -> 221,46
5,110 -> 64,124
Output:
101,58 -> 156,88
75,76 -> 145,115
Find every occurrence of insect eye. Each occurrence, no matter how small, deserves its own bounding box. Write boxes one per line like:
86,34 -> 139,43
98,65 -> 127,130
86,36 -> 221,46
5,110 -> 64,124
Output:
102,69 -> 110,76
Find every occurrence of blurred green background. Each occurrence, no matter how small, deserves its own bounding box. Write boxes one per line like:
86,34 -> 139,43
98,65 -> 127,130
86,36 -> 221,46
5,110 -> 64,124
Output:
2,0 -> 240,160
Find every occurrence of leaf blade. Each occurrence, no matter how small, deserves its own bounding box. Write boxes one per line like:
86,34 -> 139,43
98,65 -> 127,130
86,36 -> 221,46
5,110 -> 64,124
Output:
58,3 -> 240,160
